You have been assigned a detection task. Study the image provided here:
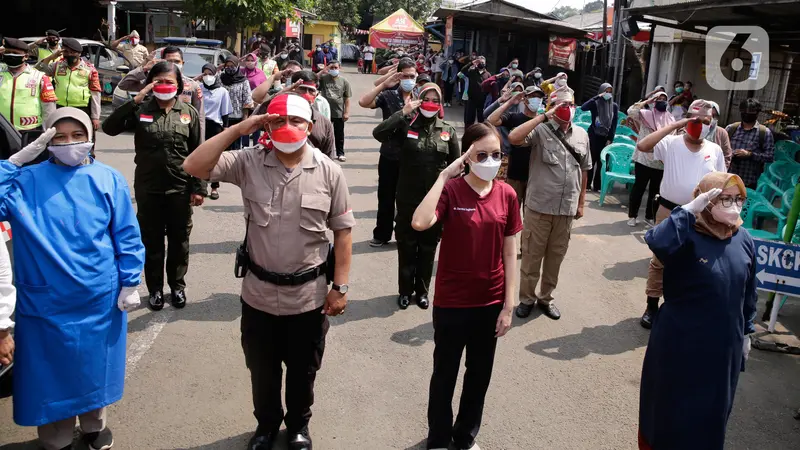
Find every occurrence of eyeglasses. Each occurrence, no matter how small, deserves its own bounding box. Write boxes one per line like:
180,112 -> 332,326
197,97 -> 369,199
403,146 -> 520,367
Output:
717,195 -> 745,207
475,151 -> 502,163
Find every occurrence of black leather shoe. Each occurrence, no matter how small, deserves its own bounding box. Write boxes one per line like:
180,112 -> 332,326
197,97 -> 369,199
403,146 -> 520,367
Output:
415,293 -> 430,309
171,290 -> 187,309
538,302 -> 561,320
641,307 -> 657,329
148,291 -> 164,311
398,295 -> 411,310
287,427 -> 312,450
247,431 -> 277,450
515,302 -> 535,318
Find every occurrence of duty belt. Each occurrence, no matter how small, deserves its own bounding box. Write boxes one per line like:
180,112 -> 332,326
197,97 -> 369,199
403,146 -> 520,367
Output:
248,260 -> 328,286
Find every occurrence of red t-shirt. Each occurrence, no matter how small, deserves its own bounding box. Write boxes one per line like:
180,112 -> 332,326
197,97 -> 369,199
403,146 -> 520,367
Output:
433,178 -> 523,308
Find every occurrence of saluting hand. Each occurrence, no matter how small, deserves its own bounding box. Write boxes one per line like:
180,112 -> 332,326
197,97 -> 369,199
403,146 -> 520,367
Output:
402,99 -> 422,116
134,82 -> 156,104
383,72 -> 402,89
237,113 -> 280,136
441,145 -> 473,180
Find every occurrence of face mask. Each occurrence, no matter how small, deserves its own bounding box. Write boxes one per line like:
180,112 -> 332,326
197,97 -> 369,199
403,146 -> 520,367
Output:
3,54 -> 25,68
260,53 -> 270,59
685,120 -> 703,140
329,69 -> 340,77
269,124 -> 308,153
47,40 -> 58,48
710,203 -> 742,226
225,67 -> 238,75
701,123 -> 712,139
449,59 -> 454,64
173,63 -> 183,72
203,75 -> 216,86
420,101 -> 440,118
280,53 -> 288,59
397,52 -> 404,57
400,79 -> 416,92
132,38 -> 140,46
675,87 -> 684,94
534,73 -> 542,79
477,63 -> 486,70
470,156 -> 501,181
655,100 -> 668,112
152,84 -> 178,101
301,93 -> 316,104
65,55 -> 79,66
511,63 -> 518,69
554,105 -> 575,123
602,92 -> 612,101
527,97 -> 542,112
556,78 -> 567,87
741,112 -> 759,124
48,142 -> 93,166
245,62 -> 256,69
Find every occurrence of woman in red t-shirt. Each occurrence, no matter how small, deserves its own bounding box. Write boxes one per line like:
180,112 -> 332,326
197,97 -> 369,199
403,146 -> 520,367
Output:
411,122 -> 523,450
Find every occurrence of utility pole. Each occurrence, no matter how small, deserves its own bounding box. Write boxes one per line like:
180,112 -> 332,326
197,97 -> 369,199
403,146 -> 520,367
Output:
601,0 -> 608,76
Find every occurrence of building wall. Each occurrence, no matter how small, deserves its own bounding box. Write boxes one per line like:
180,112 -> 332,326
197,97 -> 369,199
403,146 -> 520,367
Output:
304,22 -> 340,61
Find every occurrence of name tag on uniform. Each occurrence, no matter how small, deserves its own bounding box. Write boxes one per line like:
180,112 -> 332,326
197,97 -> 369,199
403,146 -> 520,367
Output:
407,130 -> 419,139
140,114 -> 153,123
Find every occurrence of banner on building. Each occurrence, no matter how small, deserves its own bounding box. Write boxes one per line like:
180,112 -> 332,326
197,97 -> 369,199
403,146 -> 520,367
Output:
286,14 -> 301,38
445,16 -> 453,48
548,36 -> 577,71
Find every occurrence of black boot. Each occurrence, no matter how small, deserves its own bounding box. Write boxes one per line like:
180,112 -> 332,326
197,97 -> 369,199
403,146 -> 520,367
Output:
287,426 -> 312,450
171,290 -> 187,309
397,295 -> 411,310
415,293 -> 429,309
148,291 -> 164,311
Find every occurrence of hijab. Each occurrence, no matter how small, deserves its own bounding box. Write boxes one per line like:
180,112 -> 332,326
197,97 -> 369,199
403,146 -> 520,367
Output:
692,172 -> 746,240
242,53 -> 268,90
201,63 -> 222,90
638,92 -> 674,133
595,82 -> 615,136
220,55 -> 247,86
410,82 -> 444,125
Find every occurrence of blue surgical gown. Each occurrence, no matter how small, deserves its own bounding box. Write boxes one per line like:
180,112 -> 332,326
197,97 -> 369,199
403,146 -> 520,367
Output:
0,159 -> 145,426
639,208 -> 758,450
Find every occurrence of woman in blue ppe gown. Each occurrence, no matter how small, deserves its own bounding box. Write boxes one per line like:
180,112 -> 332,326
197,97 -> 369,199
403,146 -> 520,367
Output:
0,107 -> 145,450
638,172 -> 757,450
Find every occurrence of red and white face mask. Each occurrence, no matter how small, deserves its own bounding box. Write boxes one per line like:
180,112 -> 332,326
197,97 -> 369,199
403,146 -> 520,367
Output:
153,83 -> 178,100
420,101 -> 441,119
553,104 -> 575,123
268,124 -> 309,153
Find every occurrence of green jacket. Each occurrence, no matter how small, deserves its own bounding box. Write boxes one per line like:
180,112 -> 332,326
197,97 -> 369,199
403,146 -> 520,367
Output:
103,98 -> 207,196
373,111 -> 460,204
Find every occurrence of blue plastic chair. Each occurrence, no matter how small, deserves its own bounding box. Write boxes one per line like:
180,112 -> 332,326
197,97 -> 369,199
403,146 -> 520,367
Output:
613,135 -> 636,146
775,140 -> 800,164
598,143 -> 636,206
741,188 -> 786,240
615,125 -> 637,137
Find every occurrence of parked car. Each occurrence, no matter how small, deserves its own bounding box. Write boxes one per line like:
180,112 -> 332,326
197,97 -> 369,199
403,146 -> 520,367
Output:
21,37 -> 132,104
111,37 -> 231,109
340,43 -> 361,62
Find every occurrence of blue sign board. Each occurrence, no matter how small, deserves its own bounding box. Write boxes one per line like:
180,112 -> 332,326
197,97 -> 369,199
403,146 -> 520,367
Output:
754,238 -> 800,297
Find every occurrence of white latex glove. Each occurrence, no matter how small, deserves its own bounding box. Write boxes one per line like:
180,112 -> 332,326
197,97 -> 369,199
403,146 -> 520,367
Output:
117,286 -> 141,312
681,188 -> 722,215
743,336 -> 752,361
9,127 -> 56,167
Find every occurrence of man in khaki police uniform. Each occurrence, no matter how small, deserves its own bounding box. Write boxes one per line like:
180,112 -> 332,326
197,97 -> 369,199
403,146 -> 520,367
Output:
183,93 -> 354,450
508,89 -> 591,321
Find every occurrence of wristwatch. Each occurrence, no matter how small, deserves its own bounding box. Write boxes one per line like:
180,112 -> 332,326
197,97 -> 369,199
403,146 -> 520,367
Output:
332,283 -> 349,294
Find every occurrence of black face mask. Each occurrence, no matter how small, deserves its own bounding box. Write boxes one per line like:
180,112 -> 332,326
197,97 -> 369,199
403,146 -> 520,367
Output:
655,100 -> 668,112
47,40 -> 58,48
477,63 -> 486,70
2,54 -> 25,68
65,55 -> 79,66
741,112 -> 759,124
225,67 -> 239,75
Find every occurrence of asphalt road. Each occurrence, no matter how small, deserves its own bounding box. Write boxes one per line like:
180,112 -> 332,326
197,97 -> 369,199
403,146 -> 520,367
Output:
2,66 -> 799,450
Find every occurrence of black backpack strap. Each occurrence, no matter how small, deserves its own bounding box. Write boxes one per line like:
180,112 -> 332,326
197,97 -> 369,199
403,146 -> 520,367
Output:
552,125 -> 584,165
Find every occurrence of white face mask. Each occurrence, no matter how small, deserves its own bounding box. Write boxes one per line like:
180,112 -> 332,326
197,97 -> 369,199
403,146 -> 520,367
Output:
173,63 -> 183,72
701,123 -> 712,139
470,156 -> 501,181
527,97 -> 542,112
602,92 -> 613,101
48,142 -> 93,166
203,75 -> 216,85
556,78 -> 567,87
534,73 -> 542,79
710,204 -> 742,226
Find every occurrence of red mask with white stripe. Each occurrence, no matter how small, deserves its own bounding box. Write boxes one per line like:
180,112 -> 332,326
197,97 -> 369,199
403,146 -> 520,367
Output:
420,101 -> 441,118
153,83 -> 178,100
264,94 -> 313,153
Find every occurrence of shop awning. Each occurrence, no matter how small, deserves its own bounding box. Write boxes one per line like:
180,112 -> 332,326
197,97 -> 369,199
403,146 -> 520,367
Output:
627,0 -> 800,51
369,8 -> 425,49
433,6 -> 587,38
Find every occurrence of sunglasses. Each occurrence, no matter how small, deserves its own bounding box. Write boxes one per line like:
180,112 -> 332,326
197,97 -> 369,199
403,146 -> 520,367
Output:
475,151 -> 502,163
717,195 -> 745,208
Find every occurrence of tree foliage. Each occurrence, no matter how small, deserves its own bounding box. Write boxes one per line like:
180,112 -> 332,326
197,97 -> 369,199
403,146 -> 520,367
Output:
371,0 -> 440,22
315,0 -> 363,27
315,0 -> 438,28
550,6 -> 580,20
583,0 -> 605,13
183,0 -> 313,30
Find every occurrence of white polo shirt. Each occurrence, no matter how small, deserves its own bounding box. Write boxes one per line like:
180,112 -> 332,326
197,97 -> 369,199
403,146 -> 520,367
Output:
654,134 -> 726,205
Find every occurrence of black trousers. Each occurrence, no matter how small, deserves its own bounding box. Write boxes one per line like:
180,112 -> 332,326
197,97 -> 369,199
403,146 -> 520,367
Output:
241,301 -> 329,434
443,82 -> 454,104
331,118 -> 345,157
395,201 -> 442,296
228,117 -> 245,150
588,132 -> 609,191
629,163 -> 664,220
427,303 -> 502,449
373,156 -> 400,242
135,192 -> 193,293
464,97 -> 485,127
364,60 -> 373,74
205,119 -> 225,189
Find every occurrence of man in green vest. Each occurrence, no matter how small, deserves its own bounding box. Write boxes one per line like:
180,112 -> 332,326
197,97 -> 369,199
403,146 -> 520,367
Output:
0,37 -> 58,151
27,30 -> 61,63
35,37 -> 102,130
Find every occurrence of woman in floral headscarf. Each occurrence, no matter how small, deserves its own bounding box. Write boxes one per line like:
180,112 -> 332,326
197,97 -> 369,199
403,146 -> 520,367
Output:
639,172 -> 758,450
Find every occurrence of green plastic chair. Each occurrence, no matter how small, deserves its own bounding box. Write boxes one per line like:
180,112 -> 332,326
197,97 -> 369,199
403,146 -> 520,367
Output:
598,144 -> 636,206
574,122 -> 590,132
775,140 -> 800,164
616,126 -> 637,137
613,135 -> 636,146
762,160 -> 800,204
574,110 -> 591,123
741,188 -> 786,240
617,111 -> 628,123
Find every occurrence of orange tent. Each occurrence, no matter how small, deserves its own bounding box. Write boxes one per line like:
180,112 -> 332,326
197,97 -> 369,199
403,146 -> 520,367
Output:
369,9 -> 425,49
